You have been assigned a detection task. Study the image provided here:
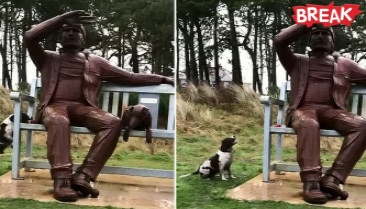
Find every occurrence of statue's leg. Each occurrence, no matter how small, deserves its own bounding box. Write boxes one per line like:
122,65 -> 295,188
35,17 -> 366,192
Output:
43,103 -> 76,202
69,105 -> 121,181
43,104 -> 73,179
291,107 -> 322,182
291,107 -> 326,204
319,108 -> 366,183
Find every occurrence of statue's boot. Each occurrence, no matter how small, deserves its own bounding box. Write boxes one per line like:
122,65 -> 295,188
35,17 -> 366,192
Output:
320,175 -> 349,200
303,181 -> 327,204
71,172 -> 99,198
53,178 -> 77,202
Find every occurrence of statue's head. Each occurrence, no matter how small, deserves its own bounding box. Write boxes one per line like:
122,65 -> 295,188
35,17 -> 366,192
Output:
60,24 -> 86,50
309,25 -> 335,53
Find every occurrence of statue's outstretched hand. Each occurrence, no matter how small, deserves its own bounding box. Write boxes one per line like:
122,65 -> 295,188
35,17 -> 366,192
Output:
163,77 -> 174,86
62,10 -> 94,26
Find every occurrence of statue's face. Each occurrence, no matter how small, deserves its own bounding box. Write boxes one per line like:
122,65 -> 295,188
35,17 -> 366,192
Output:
310,30 -> 334,52
60,26 -> 85,49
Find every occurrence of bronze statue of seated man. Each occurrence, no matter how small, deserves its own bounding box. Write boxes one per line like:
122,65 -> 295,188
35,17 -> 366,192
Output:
274,23 -> 366,204
24,10 -> 173,202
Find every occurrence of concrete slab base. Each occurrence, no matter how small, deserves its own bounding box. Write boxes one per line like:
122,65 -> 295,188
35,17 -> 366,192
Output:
0,169 -> 174,209
227,172 -> 366,208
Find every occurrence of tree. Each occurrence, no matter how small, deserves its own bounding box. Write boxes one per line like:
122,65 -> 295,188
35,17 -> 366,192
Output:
0,1 -> 12,89
221,0 -> 243,85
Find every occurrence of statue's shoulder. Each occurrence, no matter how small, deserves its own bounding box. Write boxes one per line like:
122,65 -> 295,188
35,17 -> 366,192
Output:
295,53 -> 309,61
44,50 -> 60,59
334,54 -> 353,64
85,52 -> 103,61
333,54 -> 360,70
44,50 -> 58,55
332,52 -> 342,62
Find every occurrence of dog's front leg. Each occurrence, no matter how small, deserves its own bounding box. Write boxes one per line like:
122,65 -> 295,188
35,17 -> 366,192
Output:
228,168 -> 236,179
220,170 -> 228,181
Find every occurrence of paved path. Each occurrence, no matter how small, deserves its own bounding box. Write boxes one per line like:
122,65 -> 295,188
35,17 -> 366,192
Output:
0,169 -> 174,209
227,171 -> 366,208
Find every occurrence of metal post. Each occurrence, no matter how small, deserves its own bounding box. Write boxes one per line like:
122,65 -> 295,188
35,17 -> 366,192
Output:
11,93 -> 23,179
263,104 -> 272,182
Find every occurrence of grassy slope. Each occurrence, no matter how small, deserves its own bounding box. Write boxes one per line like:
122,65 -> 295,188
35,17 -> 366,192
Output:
176,86 -> 366,209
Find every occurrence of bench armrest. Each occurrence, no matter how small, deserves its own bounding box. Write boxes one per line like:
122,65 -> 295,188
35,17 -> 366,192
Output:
260,96 -> 285,106
10,92 -> 35,103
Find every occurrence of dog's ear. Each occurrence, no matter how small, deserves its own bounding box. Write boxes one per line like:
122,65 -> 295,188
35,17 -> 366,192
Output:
9,115 -> 14,122
125,106 -> 133,114
21,113 -> 30,123
0,123 -> 6,135
142,106 -> 149,114
220,138 -> 233,152
121,108 -> 132,128
123,127 -> 130,142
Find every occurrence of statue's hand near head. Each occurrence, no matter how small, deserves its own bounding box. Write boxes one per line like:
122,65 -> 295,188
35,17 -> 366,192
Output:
311,23 -> 325,29
61,10 -> 94,26
59,11 -> 94,51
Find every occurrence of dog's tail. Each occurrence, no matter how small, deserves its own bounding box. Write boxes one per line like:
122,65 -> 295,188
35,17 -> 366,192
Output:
179,168 -> 199,179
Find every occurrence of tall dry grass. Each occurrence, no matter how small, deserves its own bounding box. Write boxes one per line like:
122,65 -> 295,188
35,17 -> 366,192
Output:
177,93 -> 212,123
0,85 -> 14,121
177,83 -> 265,144
179,83 -> 199,102
281,134 -> 343,153
197,83 -> 218,106
220,84 -> 264,119
179,83 -> 218,105
177,83 -> 263,123
32,132 -> 173,154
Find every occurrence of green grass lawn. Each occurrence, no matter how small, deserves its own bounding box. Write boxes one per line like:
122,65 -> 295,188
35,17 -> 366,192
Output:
0,198 -> 121,209
176,104 -> 366,209
27,135 -> 174,170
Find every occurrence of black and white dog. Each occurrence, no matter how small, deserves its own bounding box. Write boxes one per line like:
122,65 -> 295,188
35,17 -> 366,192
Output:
0,113 -> 30,154
180,136 -> 237,180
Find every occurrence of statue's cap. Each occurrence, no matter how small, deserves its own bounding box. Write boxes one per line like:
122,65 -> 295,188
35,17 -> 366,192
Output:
62,24 -> 86,39
311,25 -> 335,42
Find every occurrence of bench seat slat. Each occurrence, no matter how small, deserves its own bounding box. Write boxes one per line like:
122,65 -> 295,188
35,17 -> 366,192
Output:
350,85 -> 366,94
270,126 -> 340,136
102,92 -> 110,111
20,123 -> 174,139
112,92 -> 120,115
101,83 -> 175,94
23,160 -> 174,178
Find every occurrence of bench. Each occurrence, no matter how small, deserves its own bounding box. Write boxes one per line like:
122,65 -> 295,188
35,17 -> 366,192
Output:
10,78 -> 175,180
260,81 -> 366,182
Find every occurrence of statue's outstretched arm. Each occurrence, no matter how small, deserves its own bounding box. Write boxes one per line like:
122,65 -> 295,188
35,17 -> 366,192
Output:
347,58 -> 366,85
97,56 -> 174,86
